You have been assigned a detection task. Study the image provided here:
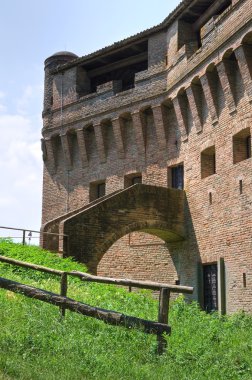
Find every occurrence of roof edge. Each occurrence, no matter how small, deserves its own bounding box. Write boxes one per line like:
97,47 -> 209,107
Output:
51,0 -> 192,73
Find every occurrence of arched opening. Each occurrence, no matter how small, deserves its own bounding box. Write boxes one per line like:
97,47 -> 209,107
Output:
191,76 -> 207,125
67,129 -> 80,168
162,98 -> 180,158
118,112 -> 137,159
222,49 -> 245,104
205,63 -> 223,116
97,231 -> 182,285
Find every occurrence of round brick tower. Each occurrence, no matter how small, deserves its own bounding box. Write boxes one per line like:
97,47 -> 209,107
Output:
43,51 -> 78,113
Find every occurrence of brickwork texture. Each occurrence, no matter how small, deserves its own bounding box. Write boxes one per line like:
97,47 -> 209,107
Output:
41,0 -> 252,313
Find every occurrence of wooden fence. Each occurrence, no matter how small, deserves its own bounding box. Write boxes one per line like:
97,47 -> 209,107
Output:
0,254 -> 193,354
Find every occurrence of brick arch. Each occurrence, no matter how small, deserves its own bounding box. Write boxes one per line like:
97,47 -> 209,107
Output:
240,30 -> 252,45
97,230 -> 181,282
222,47 -> 234,60
232,115 -> 252,135
205,62 -> 217,73
60,184 -> 186,273
176,87 -> 186,97
97,220 -> 181,261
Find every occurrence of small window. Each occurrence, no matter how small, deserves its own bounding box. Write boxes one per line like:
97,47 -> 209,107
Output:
203,264 -> 218,313
201,146 -> 216,178
97,183 -> 105,198
132,176 -> 142,185
124,173 -> 142,188
90,181 -> 106,201
233,128 -> 251,164
168,164 -> 184,190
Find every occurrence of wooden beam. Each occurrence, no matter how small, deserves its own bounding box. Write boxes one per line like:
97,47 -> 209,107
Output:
88,52 -> 148,78
0,277 -> 171,335
69,271 -> 194,294
0,255 -> 64,276
193,0 -> 231,31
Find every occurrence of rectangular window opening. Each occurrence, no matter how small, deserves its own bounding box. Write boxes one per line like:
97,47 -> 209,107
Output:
239,180 -> 243,195
124,173 -> 142,188
233,129 -> 251,164
243,273 -> 247,288
203,264 -> 218,313
201,146 -> 216,178
209,192 -> 213,205
90,181 -> 106,202
168,164 -> 184,190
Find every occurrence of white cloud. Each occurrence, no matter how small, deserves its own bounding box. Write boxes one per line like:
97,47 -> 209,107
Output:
17,84 -> 43,116
0,85 -> 43,232
0,91 -> 7,113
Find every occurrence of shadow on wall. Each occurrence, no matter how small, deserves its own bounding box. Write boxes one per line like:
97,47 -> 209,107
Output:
59,185 -> 201,303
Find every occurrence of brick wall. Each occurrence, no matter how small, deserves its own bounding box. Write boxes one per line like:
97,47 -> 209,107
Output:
41,0 -> 252,313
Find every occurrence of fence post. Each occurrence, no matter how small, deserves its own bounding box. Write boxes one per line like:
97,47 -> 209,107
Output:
22,230 -> 26,245
157,288 -> 170,355
60,272 -> 68,318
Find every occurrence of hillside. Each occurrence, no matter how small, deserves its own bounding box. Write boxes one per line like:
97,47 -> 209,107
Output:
0,240 -> 252,380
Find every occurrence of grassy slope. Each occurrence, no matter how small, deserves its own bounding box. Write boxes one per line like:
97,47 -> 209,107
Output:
0,240 -> 252,380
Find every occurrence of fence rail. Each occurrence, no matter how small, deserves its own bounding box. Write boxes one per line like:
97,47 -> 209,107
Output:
0,254 -> 193,354
0,226 -> 68,252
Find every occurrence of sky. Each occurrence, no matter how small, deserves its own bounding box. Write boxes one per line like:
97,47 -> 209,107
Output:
0,0 -> 180,242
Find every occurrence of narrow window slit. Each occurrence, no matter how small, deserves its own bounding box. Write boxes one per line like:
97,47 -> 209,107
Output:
239,180 -> 243,194
209,192 -> 212,205
243,273 -> 247,288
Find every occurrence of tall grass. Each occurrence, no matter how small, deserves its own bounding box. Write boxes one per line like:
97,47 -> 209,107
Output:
0,240 -> 252,380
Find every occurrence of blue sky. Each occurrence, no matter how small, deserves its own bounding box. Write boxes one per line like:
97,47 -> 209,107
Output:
0,0 -> 180,240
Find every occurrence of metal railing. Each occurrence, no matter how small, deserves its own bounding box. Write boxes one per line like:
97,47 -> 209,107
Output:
0,226 -> 68,252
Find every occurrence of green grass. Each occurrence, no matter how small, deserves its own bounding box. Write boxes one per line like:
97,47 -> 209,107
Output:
0,240 -> 252,380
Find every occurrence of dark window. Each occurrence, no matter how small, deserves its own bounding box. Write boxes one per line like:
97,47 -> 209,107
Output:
171,165 -> 184,190
233,128 -> 251,163
124,173 -> 142,188
247,136 -> 251,159
132,176 -> 142,185
203,264 -> 218,312
201,146 -> 216,178
97,183 -> 105,198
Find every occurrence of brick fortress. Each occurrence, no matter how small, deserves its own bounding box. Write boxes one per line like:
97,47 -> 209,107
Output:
41,0 -> 252,313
